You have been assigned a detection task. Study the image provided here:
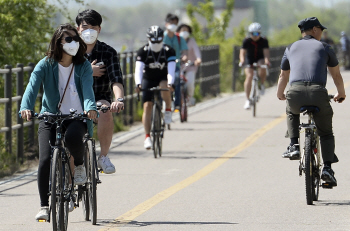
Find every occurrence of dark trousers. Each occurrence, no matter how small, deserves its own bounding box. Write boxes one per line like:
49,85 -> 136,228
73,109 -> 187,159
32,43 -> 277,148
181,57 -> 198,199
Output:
286,84 -> 338,164
37,120 -> 87,206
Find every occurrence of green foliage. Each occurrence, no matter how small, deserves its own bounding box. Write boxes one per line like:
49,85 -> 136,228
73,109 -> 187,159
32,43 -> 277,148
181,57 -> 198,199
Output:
186,0 -> 246,93
186,0 -> 235,44
0,134 -> 19,177
0,0 -> 54,67
0,0 -> 86,67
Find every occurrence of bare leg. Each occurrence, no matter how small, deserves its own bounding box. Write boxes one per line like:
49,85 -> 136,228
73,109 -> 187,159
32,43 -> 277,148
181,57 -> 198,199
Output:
96,100 -> 113,157
244,68 -> 254,99
143,101 -> 153,135
258,68 -> 266,84
159,80 -> 171,109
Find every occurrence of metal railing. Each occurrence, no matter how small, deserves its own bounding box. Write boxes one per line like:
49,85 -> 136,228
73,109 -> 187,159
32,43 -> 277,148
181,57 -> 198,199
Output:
0,45 -> 220,161
0,63 -> 36,162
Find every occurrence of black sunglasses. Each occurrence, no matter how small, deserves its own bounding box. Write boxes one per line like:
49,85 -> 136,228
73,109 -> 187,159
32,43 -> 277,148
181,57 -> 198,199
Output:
62,36 -> 80,43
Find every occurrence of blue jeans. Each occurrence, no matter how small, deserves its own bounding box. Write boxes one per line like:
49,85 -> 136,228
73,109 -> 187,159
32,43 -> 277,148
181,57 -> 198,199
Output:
174,67 -> 181,108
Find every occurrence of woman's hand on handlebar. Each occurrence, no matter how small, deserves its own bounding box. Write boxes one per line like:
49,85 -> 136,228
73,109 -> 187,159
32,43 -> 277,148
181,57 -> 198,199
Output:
87,110 -> 98,120
21,110 -> 32,121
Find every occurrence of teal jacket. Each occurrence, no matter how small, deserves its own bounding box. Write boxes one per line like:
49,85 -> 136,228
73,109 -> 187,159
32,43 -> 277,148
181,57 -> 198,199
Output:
20,57 -> 97,136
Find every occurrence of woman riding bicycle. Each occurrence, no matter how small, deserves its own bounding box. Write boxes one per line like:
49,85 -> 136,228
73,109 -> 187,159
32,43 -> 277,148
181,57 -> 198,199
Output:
19,23 -> 98,221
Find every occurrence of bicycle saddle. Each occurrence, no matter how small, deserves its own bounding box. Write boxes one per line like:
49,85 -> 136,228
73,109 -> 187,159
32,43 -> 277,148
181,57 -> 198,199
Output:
300,106 -> 320,113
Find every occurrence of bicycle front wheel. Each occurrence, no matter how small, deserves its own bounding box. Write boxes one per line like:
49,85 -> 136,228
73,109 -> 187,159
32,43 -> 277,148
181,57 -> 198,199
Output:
251,80 -> 257,117
87,139 -> 97,225
304,132 -> 315,205
63,156 -> 71,231
51,148 -> 65,231
152,104 -> 160,158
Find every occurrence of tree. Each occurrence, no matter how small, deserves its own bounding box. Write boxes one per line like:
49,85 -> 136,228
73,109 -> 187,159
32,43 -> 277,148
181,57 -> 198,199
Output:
0,0 -> 85,67
186,0 -> 235,45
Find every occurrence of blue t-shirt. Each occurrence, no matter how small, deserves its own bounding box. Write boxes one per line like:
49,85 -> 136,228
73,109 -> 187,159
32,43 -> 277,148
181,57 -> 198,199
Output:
163,31 -> 188,68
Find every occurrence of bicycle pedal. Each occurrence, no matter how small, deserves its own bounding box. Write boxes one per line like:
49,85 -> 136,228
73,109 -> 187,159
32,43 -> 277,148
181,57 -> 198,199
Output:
322,183 -> 334,189
37,219 -> 48,223
97,180 -> 102,184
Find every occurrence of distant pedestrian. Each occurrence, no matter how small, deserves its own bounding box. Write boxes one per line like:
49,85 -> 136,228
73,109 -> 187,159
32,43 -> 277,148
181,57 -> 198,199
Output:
339,31 -> 350,69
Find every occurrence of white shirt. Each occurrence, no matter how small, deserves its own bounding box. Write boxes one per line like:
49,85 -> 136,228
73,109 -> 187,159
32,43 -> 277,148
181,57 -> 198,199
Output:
58,63 -> 83,114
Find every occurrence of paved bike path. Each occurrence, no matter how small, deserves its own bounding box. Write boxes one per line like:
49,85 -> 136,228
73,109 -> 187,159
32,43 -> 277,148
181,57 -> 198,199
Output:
2,71 -> 350,230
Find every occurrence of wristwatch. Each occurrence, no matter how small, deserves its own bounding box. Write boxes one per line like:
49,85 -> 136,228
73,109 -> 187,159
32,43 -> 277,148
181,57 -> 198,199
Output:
116,98 -> 124,102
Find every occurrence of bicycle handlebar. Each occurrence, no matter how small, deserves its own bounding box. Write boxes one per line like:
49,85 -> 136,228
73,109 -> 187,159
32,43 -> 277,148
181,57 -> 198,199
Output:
245,63 -> 268,69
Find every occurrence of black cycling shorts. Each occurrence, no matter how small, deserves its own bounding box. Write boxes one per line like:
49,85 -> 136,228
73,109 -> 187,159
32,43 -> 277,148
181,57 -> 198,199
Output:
141,77 -> 167,103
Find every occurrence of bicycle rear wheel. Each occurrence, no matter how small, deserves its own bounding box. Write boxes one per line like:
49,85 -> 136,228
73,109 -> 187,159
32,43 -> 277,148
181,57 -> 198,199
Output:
51,149 -> 64,231
304,132 -> 315,205
180,86 -> 188,122
152,104 -> 159,158
82,143 -> 90,221
313,133 -> 321,201
87,139 -> 97,225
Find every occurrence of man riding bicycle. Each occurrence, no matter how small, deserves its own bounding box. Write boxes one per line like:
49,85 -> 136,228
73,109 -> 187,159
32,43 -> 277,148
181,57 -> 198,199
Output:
134,26 -> 176,149
277,17 -> 346,187
239,22 -> 270,110
76,9 -> 125,174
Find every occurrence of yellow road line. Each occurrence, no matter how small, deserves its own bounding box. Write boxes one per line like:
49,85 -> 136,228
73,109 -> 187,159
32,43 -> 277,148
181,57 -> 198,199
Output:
99,114 -> 286,231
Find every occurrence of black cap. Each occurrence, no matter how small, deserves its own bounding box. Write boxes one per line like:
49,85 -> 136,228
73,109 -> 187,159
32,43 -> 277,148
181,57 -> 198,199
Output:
298,17 -> 327,31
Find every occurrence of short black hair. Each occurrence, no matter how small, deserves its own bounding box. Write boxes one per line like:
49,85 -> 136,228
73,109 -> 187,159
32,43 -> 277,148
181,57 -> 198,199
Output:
76,9 -> 102,27
176,24 -> 192,34
165,13 -> 179,23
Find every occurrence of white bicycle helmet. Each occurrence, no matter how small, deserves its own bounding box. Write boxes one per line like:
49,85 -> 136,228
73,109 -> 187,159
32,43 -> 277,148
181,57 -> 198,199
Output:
248,22 -> 262,33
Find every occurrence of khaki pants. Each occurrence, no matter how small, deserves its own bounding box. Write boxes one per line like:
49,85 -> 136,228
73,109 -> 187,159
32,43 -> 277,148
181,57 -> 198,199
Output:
286,83 -> 338,163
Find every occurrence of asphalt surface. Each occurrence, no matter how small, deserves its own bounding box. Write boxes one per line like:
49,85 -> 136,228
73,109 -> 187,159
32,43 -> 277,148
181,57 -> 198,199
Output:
1,70 -> 350,231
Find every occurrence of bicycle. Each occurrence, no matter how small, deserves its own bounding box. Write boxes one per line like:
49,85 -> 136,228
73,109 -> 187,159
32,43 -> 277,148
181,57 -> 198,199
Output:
77,102 -> 111,224
139,87 -> 169,158
29,109 -> 89,230
179,61 -> 194,123
245,63 -> 267,117
298,95 -> 334,205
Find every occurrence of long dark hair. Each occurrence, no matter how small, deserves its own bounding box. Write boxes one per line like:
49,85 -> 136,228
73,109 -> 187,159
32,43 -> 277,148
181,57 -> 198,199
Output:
46,23 -> 87,64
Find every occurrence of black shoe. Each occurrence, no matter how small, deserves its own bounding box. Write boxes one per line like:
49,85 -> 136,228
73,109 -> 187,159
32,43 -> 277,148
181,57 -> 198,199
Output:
282,144 -> 300,160
321,166 -> 337,187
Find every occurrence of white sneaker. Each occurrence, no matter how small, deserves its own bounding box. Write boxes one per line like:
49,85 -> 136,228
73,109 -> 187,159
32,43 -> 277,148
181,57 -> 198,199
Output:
260,84 -> 265,95
164,111 -> 172,124
97,155 -> 116,174
74,165 -> 87,185
244,100 -> 250,110
35,206 -> 49,221
69,199 -> 74,212
144,137 -> 152,150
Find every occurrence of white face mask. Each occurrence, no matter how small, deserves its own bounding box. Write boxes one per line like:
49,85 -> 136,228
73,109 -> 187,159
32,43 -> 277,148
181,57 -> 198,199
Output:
167,24 -> 177,32
179,31 -> 190,39
62,41 -> 80,56
148,41 -> 163,52
81,29 -> 98,44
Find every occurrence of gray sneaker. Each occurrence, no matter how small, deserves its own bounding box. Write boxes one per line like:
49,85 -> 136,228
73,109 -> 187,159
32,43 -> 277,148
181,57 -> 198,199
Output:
282,144 -> 300,160
35,206 -> 49,221
74,165 -> 87,185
